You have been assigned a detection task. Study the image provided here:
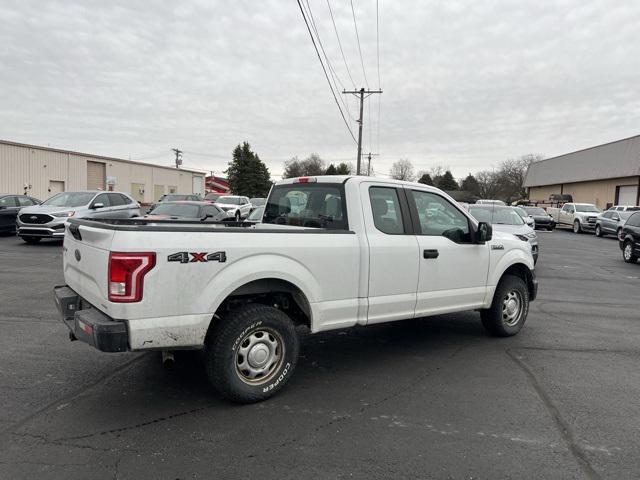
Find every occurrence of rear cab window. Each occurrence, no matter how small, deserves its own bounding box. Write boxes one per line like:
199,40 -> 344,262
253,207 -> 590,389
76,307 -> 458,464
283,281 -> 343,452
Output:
263,183 -> 348,230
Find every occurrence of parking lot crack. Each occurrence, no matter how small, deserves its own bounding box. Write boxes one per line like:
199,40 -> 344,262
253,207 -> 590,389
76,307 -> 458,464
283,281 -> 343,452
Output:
506,349 -> 602,480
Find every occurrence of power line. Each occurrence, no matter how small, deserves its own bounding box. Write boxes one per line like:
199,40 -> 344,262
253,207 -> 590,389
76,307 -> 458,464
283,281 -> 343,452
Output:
343,88 -> 382,174
296,0 -> 357,144
327,0 -> 356,89
302,0 -> 353,119
349,0 -> 369,88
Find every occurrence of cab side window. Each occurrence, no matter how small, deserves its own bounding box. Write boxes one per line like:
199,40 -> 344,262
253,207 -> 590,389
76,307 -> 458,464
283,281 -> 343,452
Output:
93,193 -> 111,207
108,193 -> 125,206
409,191 -> 471,243
369,187 -> 404,235
0,196 -> 17,207
17,197 -> 36,206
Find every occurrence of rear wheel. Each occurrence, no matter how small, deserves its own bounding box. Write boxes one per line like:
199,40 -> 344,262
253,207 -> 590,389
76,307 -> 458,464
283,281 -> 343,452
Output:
595,224 -> 602,237
617,227 -> 623,241
622,241 -> 638,263
234,210 -> 241,221
481,275 -> 529,337
204,304 -> 299,403
22,236 -> 41,244
573,220 -> 582,234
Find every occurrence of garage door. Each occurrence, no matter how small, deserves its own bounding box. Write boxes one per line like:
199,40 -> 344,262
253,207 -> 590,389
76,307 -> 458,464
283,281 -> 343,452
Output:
87,161 -> 106,190
192,176 -> 204,197
617,185 -> 638,205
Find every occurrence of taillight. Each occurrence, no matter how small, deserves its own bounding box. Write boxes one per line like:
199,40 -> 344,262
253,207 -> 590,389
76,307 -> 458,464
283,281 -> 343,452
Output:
294,177 -> 317,183
108,252 -> 155,303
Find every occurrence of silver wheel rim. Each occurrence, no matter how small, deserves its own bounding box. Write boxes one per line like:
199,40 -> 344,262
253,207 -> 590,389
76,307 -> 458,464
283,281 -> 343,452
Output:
502,290 -> 523,327
574,223 -> 579,233
595,226 -> 600,236
235,211 -> 241,220
235,328 -> 284,385
618,229 -> 623,241
624,244 -> 632,260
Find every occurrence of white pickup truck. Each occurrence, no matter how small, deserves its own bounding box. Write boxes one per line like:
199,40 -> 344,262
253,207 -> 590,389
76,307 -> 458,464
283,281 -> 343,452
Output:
547,202 -> 601,233
54,176 -> 537,403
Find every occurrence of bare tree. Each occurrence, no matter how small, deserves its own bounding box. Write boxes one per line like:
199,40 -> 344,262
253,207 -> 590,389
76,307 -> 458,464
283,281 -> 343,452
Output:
496,154 -> 543,203
283,153 -> 326,178
389,159 -> 415,181
476,170 -> 500,199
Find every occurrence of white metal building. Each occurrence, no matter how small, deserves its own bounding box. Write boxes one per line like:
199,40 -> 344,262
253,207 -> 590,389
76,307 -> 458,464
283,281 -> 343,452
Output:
0,140 -> 205,203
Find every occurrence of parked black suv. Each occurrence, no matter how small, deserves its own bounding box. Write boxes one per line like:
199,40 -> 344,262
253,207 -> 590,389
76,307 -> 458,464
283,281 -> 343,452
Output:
619,211 -> 640,263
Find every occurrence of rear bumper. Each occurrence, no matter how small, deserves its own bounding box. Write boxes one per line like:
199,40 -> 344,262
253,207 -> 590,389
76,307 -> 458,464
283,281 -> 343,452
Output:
53,285 -> 129,352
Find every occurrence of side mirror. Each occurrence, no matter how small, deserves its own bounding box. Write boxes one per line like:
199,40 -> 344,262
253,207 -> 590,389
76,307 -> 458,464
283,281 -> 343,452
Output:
475,221 -> 493,243
91,202 -> 104,209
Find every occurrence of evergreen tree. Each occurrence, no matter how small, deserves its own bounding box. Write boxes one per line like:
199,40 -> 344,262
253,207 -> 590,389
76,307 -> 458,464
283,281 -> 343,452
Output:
225,142 -> 272,197
335,162 -> 352,175
460,173 -> 481,196
418,173 -> 434,186
325,164 -> 338,175
438,170 -> 459,190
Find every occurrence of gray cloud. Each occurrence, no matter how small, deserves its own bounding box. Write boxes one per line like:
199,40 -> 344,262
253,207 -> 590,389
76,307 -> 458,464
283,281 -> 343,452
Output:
1,0 -> 639,179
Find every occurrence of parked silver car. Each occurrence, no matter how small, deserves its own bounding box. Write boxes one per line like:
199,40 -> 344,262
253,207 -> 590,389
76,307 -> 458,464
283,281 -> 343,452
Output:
595,210 -> 635,239
17,191 -> 140,243
469,205 -> 539,264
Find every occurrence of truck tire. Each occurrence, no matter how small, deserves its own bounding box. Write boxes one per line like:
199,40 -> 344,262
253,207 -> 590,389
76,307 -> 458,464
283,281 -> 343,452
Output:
22,236 -> 41,244
480,274 -> 529,337
573,220 -> 582,234
622,240 -> 638,263
204,304 -> 299,403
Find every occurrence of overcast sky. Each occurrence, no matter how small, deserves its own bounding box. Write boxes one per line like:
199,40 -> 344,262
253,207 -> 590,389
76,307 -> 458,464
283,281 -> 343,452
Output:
2,0 -> 639,179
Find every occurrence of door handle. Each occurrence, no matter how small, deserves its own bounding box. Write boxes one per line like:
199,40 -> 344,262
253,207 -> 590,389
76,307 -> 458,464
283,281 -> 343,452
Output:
423,249 -> 439,259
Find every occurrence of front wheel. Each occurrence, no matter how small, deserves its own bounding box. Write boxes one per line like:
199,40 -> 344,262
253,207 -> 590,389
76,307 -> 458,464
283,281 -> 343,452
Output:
481,274 -> 529,337
205,304 -> 300,403
573,221 -> 582,234
595,225 -> 602,237
617,228 -> 623,241
622,241 -> 638,264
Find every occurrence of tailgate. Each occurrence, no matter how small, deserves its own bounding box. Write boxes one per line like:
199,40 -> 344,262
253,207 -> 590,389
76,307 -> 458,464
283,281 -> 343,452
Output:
63,223 -> 115,311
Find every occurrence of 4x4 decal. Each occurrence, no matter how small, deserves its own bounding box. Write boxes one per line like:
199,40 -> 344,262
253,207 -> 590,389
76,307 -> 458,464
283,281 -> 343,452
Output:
168,252 -> 227,263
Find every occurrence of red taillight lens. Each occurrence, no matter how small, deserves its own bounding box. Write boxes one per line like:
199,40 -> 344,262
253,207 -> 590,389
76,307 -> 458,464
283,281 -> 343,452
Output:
294,177 -> 317,184
108,252 -> 155,303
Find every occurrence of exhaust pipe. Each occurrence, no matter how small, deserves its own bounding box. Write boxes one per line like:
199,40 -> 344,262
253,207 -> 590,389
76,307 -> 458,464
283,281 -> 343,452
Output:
162,351 -> 175,369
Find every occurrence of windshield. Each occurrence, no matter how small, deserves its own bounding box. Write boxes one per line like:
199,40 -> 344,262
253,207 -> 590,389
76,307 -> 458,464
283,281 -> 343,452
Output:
250,198 -> 266,206
150,203 -> 200,217
263,183 -> 347,230
217,196 -> 241,205
513,207 -> 528,218
248,205 -> 264,221
469,206 -> 524,226
42,192 -> 95,207
575,204 -> 601,213
524,207 -> 547,215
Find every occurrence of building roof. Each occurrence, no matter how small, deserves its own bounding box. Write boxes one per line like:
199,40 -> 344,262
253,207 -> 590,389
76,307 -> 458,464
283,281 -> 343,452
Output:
0,139 -> 207,175
523,134 -> 640,187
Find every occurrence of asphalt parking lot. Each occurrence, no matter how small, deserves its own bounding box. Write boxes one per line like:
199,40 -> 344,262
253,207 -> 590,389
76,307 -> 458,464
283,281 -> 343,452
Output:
1,230 -> 639,479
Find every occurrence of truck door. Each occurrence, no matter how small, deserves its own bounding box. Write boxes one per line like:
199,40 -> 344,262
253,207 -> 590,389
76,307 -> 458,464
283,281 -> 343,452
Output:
360,183 -> 419,324
406,189 -> 489,315
560,204 -> 574,225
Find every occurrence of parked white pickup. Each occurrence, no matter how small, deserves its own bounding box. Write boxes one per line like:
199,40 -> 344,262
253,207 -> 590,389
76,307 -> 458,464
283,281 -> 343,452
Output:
547,202 -> 601,233
54,176 -> 537,403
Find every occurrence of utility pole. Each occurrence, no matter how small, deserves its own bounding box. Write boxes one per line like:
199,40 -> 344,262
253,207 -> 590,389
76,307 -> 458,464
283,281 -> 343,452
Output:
343,88 -> 382,175
172,148 -> 183,168
362,152 -> 379,176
